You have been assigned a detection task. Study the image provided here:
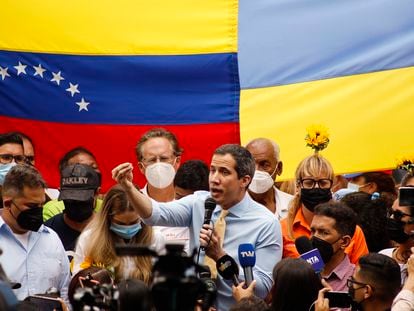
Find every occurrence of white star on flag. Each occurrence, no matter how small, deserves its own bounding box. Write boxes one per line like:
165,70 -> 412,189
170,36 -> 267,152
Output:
0,67 -> 11,81
14,62 -> 27,76
33,64 -> 46,78
66,83 -> 80,97
51,71 -> 65,85
76,98 -> 90,111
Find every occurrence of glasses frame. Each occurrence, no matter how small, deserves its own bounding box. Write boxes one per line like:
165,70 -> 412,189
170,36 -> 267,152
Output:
0,154 -> 26,164
299,178 -> 333,189
141,155 -> 177,166
347,277 -> 368,290
388,209 -> 414,225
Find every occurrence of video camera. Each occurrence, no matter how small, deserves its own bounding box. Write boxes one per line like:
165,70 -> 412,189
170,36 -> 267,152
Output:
73,244 -> 217,311
117,243 -> 217,311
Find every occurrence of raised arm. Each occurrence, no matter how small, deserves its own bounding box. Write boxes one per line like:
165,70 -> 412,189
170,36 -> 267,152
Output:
112,162 -> 153,218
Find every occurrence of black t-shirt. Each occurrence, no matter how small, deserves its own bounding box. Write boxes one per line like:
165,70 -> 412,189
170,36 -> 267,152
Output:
44,213 -> 80,251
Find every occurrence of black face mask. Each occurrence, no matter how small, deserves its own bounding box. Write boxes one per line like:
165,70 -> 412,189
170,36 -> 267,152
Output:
348,284 -> 365,311
387,218 -> 411,243
300,188 -> 332,212
64,199 -> 94,222
310,236 -> 341,264
16,207 -> 43,232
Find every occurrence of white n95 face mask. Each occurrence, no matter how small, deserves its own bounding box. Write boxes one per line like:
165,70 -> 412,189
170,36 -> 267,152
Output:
145,162 -> 176,189
249,170 -> 275,194
347,182 -> 360,192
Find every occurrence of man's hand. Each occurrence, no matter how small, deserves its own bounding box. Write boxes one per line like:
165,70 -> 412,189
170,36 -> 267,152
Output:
232,280 -> 257,302
199,224 -> 226,261
314,287 -> 330,311
112,162 -> 134,190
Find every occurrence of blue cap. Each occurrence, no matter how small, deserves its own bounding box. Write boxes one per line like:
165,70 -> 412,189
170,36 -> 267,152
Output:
343,173 -> 363,179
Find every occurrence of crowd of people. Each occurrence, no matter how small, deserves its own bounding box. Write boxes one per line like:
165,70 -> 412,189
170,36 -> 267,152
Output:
0,128 -> 414,311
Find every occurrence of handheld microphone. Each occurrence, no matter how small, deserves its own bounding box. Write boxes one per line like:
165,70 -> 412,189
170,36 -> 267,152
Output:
203,197 -> 217,225
216,254 -> 240,286
295,236 -> 324,274
238,243 -> 255,286
201,198 -> 216,251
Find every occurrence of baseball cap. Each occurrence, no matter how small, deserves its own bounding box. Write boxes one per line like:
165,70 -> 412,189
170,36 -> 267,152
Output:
343,172 -> 363,179
59,164 -> 100,201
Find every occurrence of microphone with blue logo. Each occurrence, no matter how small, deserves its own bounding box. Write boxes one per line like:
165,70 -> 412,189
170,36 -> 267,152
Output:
295,236 -> 324,275
238,243 -> 256,287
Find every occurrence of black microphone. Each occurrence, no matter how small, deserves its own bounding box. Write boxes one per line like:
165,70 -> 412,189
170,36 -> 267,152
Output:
203,197 -> 216,225
216,254 -> 240,286
201,198 -> 216,251
295,236 -> 325,274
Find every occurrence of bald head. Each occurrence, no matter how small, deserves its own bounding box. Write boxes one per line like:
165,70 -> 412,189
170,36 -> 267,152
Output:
246,138 -> 282,179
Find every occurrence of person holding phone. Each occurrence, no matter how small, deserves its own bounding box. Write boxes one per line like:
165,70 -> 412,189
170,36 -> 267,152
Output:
316,253 -> 401,311
380,188 -> 414,284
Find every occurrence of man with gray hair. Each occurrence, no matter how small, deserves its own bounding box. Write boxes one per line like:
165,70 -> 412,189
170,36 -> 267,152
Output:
0,165 -> 70,303
246,138 -> 293,219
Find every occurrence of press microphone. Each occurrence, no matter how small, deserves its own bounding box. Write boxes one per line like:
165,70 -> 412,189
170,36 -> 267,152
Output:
295,236 -> 324,274
201,197 -> 216,251
238,243 -> 255,287
216,254 -> 240,286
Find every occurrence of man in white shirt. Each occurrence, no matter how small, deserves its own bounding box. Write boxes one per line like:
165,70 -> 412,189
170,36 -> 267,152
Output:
135,128 -> 189,252
246,138 -> 293,220
0,165 -> 70,302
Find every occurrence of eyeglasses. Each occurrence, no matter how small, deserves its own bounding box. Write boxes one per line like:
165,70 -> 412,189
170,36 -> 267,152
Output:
141,155 -> 176,166
388,209 -> 414,224
347,277 -> 368,290
0,154 -> 26,164
299,178 -> 333,189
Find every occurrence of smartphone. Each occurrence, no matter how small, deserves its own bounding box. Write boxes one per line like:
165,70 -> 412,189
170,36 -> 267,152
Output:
24,295 -> 64,311
324,291 -> 352,308
399,187 -> 414,206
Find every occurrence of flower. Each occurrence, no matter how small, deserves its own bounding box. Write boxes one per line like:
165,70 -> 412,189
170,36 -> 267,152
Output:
396,155 -> 414,173
305,124 -> 330,153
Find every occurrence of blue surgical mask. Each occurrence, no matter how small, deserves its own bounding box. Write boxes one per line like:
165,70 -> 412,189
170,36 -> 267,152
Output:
0,162 -> 17,185
110,222 -> 142,239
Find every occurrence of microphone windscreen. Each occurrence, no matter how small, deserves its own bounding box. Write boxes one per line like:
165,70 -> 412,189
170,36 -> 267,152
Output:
203,197 -> 216,225
295,236 -> 313,255
204,197 -> 216,210
238,243 -> 256,267
216,255 -> 239,280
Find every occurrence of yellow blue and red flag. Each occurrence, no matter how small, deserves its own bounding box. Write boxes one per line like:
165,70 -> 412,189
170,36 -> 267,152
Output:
1,0 -> 414,189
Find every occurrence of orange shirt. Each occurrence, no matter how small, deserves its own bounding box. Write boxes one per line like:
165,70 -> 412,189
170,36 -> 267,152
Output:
280,207 -> 368,264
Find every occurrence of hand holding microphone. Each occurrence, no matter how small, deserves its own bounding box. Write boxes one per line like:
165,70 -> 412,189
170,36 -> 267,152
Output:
200,198 -> 216,251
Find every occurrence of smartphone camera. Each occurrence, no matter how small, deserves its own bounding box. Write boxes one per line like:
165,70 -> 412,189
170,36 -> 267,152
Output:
324,291 -> 352,308
399,187 -> 414,206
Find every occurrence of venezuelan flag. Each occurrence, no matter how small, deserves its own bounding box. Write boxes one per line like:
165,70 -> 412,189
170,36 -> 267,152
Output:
0,1 -> 239,189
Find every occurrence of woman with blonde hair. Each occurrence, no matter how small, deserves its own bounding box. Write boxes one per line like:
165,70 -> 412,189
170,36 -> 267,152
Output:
280,154 -> 368,264
73,184 -> 165,284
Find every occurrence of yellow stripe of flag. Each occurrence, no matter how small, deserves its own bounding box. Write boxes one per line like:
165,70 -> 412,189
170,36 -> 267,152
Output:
1,0 -> 237,55
241,66 -> 414,179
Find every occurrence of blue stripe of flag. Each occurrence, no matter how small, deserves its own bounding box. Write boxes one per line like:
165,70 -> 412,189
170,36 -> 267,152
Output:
0,50 -> 240,125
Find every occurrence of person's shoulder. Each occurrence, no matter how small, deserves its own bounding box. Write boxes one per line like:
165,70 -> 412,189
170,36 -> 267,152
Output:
378,247 -> 394,257
44,213 -> 63,227
275,188 -> 294,199
248,195 -> 279,221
